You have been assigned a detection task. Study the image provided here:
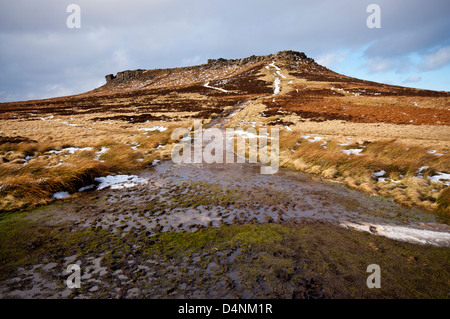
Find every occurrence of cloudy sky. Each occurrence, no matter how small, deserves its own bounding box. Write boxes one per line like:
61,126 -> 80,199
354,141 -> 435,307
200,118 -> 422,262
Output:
1,0 -> 449,102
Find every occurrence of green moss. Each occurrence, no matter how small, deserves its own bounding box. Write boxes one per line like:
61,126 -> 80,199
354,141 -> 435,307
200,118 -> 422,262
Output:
1,205 -> 449,298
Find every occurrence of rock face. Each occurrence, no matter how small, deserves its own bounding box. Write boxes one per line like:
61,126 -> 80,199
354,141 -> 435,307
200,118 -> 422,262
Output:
105,69 -> 146,84
104,50 -> 313,85
206,50 -> 313,68
105,74 -> 115,83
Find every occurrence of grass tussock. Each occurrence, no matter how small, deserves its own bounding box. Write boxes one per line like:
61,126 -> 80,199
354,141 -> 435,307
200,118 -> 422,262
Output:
279,131 -> 450,216
0,129 -> 176,213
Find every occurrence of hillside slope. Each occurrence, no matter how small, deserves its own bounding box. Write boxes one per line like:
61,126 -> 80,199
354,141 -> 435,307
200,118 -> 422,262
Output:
0,50 -> 449,213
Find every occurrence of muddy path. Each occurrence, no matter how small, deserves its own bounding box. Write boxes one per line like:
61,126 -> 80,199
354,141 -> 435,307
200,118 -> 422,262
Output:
1,101 -> 449,299
51,155 -> 449,244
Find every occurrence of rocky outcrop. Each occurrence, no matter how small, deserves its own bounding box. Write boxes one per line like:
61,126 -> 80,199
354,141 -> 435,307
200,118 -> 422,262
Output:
206,50 -> 313,68
105,74 -> 115,83
104,50 -> 314,84
105,69 -> 145,84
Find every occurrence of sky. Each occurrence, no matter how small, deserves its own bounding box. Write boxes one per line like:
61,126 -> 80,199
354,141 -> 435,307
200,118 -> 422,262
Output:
0,0 -> 449,102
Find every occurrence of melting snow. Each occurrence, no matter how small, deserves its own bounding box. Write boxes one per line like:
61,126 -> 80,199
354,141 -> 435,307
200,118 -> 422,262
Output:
48,147 -> 93,155
130,143 -> 140,151
23,155 -> 33,165
276,70 -> 286,79
341,222 -> 450,247
416,166 -> 429,178
378,177 -> 401,183
273,77 -> 281,95
267,62 -> 282,95
204,82 -> 228,93
427,150 -> 444,156
94,175 -> 149,190
373,170 -> 386,178
268,61 -> 281,70
138,126 -> 167,132
40,116 -> 54,121
342,149 -> 363,156
53,191 -> 69,199
94,147 -> 109,161
78,184 -> 95,192
429,172 -> 450,186
301,135 -> 323,143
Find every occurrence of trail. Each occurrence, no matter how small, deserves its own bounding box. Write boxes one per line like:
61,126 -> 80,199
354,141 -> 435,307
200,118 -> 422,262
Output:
47,97 -> 450,247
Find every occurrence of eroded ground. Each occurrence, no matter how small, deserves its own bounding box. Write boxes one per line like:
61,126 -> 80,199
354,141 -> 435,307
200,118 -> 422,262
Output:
1,162 -> 449,298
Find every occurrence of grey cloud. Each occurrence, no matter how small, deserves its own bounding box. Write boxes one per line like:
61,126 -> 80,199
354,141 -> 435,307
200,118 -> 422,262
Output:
0,0 -> 449,101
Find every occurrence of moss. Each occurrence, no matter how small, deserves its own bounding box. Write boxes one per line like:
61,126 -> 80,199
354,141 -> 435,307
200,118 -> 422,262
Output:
1,203 -> 449,298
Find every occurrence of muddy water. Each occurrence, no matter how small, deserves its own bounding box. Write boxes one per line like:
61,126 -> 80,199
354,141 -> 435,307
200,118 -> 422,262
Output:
40,105 -> 450,246
139,160 -> 440,227
60,105 -> 449,246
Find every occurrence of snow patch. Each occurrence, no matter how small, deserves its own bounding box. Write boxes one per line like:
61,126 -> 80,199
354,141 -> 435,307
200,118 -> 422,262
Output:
273,77 -> 281,95
341,222 -> 450,247
342,149 -> 363,156
276,70 -> 286,79
204,82 -> 228,93
94,147 -> 109,161
53,191 -> 69,199
138,126 -> 167,132
427,150 -> 444,156
301,135 -> 323,143
94,175 -> 149,190
378,177 -> 401,184
48,147 -> 92,155
429,172 -> 450,186
78,184 -> 95,192
416,166 -> 429,178
268,61 -> 281,70
373,170 -> 386,178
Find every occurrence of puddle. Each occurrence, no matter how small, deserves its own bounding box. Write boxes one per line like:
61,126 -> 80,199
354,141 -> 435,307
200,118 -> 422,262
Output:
41,108 -> 450,246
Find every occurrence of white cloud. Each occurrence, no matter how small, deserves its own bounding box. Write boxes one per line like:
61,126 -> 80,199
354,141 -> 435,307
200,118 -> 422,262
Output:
1,0 -> 450,101
403,75 -> 421,83
365,57 -> 394,73
316,53 -> 347,68
421,46 -> 450,71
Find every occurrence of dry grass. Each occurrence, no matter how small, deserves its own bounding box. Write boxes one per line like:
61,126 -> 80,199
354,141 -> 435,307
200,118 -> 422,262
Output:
0,123 -> 180,212
279,131 -> 450,214
437,188 -> 450,219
